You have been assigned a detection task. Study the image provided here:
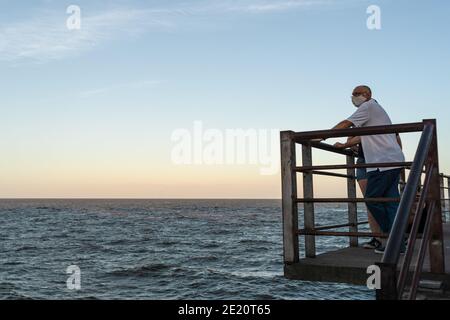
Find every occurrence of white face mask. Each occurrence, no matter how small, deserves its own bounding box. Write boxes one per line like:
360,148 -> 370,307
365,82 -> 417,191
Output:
352,95 -> 367,107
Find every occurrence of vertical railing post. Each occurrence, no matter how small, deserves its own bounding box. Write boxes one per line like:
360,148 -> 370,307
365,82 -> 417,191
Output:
423,119 -> 445,274
302,143 -> 316,257
280,131 -> 299,264
346,155 -> 358,247
447,177 -> 450,222
376,262 -> 398,300
440,175 -> 446,223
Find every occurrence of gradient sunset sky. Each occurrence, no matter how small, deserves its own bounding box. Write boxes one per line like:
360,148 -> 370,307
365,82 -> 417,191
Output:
1,0 -> 449,198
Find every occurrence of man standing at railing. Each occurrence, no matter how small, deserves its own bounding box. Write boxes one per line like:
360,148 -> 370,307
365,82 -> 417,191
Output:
330,85 -> 405,254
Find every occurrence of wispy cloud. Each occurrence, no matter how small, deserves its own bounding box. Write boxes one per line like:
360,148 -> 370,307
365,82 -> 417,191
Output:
0,1 -> 337,63
222,0 -> 335,13
0,7 -> 189,63
79,80 -> 164,98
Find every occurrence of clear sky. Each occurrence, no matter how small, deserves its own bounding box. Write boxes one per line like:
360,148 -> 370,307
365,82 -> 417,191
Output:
1,0 -> 449,198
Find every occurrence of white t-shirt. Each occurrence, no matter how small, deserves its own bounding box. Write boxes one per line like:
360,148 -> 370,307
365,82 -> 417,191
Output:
347,99 -> 405,172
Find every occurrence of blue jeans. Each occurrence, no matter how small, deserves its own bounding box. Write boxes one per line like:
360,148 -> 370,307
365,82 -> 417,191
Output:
356,157 -> 367,181
365,168 -> 401,233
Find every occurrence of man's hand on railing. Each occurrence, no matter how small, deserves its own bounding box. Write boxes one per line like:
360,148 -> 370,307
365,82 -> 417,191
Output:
333,136 -> 361,149
333,142 -> 348,149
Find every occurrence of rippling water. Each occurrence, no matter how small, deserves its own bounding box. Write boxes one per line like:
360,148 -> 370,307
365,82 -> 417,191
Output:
0,199 -> 374,300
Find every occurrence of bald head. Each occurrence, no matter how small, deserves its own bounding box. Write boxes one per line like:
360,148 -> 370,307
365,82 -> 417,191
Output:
352,85 -> 372,100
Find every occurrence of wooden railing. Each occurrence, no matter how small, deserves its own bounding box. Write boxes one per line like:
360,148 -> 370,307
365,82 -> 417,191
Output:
280,119 -> 447,300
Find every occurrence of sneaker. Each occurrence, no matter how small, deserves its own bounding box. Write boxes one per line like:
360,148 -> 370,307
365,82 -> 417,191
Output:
374,246 -> 385,254
374,246 -> 405,255
362,238 -> 382,249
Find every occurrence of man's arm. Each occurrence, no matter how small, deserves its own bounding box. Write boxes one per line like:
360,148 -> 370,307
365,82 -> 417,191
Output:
334,136 -> 361,149
332,119 -> 354,130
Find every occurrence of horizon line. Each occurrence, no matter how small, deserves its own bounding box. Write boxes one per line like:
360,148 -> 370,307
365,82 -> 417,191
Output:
0,197 -> 282,200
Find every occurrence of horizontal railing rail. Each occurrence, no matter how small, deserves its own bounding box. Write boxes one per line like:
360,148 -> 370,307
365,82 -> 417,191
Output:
310,141 -> 357,157
296,197 -> 400,203
298,230 -> 389,239
293,122 -> 424,141
305,221 -> 369,232
296,162 -> 413,172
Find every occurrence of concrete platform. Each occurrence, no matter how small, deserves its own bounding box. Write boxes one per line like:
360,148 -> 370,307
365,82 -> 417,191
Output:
285,223 -> 450,288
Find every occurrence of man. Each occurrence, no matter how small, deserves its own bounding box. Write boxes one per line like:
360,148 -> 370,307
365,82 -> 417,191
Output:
331,85 -> 405,254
